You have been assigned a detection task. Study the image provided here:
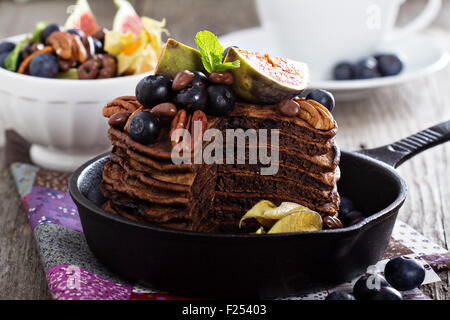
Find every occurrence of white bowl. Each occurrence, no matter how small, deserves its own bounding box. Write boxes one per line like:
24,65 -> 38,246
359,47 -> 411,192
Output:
0,34 -> 149,171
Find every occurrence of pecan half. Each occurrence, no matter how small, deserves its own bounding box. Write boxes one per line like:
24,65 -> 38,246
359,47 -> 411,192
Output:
102,96 -> 142,118
72,34 -> 88,63
294,98 -> 335,131
46,31 -> 73,60
323,215 -> 344,229
307,100 -> 335,131
170,109 -> 188,147
190,110 -> 207,149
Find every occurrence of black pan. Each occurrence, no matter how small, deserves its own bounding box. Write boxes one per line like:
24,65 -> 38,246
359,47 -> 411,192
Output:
69,120 -> 450,298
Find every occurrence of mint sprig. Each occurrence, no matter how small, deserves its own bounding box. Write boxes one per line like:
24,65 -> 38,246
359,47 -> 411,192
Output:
195,30 -> 240,73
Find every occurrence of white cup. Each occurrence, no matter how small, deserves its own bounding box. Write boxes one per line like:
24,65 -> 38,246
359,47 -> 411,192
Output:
256,0 -> 442,79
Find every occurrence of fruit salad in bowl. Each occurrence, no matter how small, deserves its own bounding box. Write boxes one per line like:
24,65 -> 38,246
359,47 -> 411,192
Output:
0,0 -> 169,171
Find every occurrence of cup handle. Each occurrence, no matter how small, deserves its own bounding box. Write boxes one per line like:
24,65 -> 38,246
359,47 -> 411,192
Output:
385,0 -> 441,42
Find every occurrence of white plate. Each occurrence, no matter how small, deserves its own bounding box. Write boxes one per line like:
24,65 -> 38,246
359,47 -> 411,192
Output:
219,27 -> 449,101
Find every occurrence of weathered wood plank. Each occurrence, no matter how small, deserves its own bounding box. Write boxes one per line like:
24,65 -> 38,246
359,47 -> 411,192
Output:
0,149 -> 51,300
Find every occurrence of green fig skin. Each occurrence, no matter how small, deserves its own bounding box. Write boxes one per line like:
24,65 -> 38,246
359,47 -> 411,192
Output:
224,47 -> 308,104
155,39 -> 206,79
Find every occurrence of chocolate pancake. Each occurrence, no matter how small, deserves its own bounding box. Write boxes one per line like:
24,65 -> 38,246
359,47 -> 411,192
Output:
229,102 -> 337,143
100,99 -> 342,233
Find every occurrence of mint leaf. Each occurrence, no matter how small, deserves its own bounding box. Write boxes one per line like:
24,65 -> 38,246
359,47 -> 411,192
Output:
213,60 -> 240,72
195,30 -> 240,73
32,21 -> 49,43
195,30 -> 222,73
5,38 -> 28,72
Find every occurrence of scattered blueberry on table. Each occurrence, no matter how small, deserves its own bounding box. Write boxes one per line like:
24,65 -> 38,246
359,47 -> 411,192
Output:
349,255 -> 425,300
353,274 -> 390,300
333,53 -> 403,80
367,286 -> 403,300
384,256 -> 425,291
325,291 -> 355,300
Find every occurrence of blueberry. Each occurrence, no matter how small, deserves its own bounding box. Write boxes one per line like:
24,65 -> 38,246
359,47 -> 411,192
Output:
92,38 -> 104,54
41,24 -> 63,44
0,52 -> 9,68
325,291 -> 355,300
222,46 -> 238,62
135,75 -> 172,108
338,197 -> 355,215
353,275 -> 390,300
191,70 -> 209,88
375,54 -> 403,77
67,28 -> 86,39
0,42 -> 15,55
175,85 -> 208,112
128,111 -> 161,145
341,210 -> 365,226
29,53 -> 59,78
354,57 -> 380,79
333,62 -> 355,80
384,256 -> 425,291
206,84 -> 236,116
367,287 -> 402,300
306,89 -> 335,112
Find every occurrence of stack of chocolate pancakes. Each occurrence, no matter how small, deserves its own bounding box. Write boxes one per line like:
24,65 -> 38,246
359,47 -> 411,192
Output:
101,96 -> 340,233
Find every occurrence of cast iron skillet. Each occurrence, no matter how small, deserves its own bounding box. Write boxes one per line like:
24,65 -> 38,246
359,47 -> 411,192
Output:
69,121 -> 450,298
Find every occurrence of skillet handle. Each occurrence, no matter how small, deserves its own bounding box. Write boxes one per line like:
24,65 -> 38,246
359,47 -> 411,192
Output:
357,120 -> 450,168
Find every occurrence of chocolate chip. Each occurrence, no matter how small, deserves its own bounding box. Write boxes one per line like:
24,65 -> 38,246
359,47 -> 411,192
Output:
172,70 -> 195,91
278,99 -> 300,117
208,72 -> 234,85
109,111 -> 131,130
151,102 -> 177,122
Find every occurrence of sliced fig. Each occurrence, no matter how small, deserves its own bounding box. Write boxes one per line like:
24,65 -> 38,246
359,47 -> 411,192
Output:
65,0 -> 99,36
223,47 -> 309,104
112,0 -> 143,36
155,39 -> 205,79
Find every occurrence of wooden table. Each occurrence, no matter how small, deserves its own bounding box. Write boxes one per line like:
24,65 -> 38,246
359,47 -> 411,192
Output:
0,0 -> 448,300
